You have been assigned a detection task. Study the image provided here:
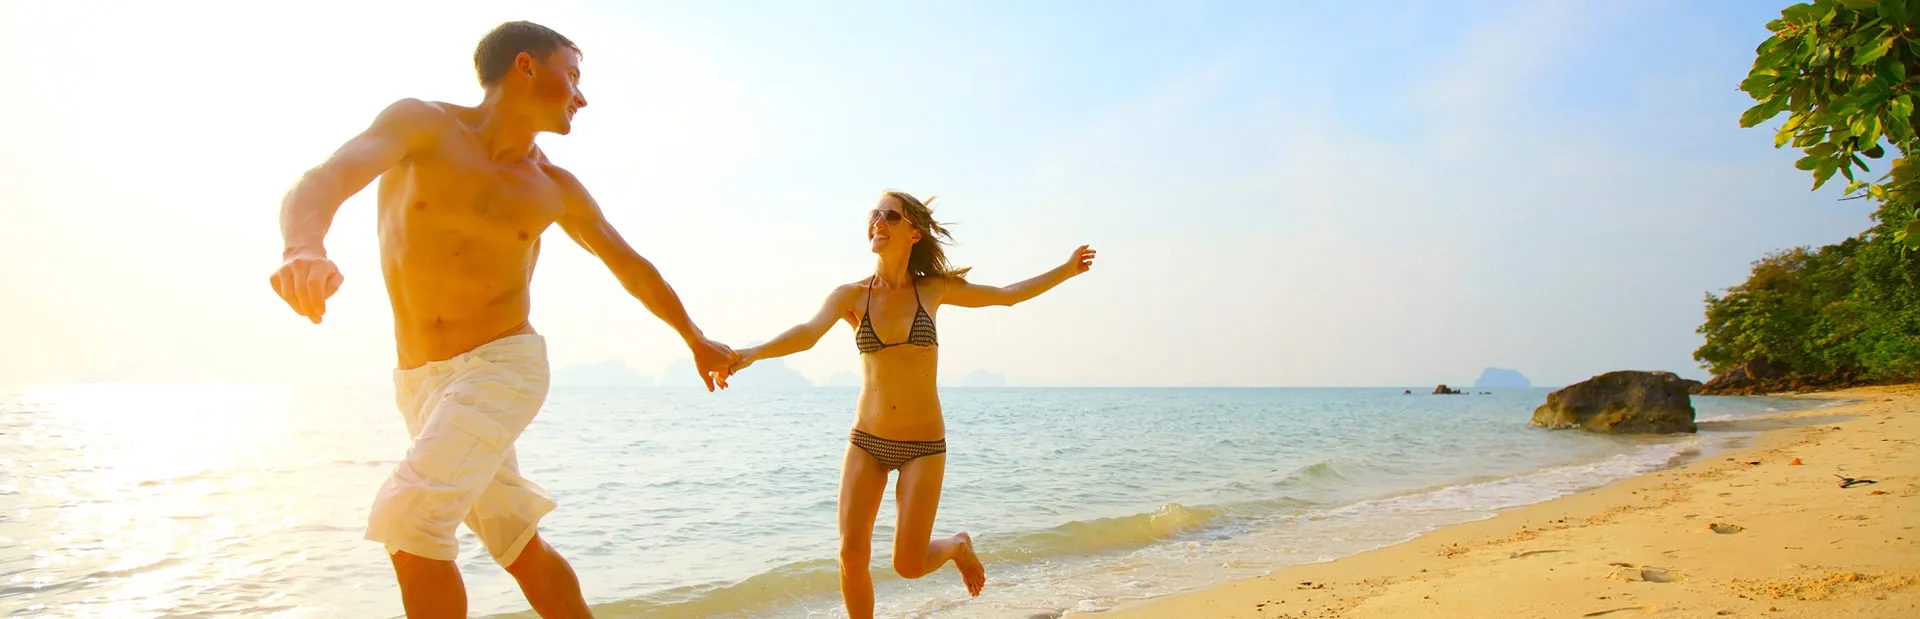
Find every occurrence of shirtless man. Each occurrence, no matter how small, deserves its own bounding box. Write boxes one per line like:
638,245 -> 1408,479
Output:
268,21 -> 737,618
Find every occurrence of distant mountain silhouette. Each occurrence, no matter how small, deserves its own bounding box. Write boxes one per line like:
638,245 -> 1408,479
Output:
657,359 -> 703,387
730,356 -> 812,388
1473,367 -> 1531,389
553,359 -> 654,387
959,370 -> 1007,388
824,371 -> 860,387
661,342 -> 812,389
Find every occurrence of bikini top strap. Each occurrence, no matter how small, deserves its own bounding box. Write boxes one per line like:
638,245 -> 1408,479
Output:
865,275 -> 925,317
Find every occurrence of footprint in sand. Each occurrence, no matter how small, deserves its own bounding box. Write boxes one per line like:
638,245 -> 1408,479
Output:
1710,522 -> 1745,535
1607,563 -> 1685,584
1639,567 -> 1684,583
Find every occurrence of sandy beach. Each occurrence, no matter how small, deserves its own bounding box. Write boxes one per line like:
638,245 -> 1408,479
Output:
1095,385 -> 1920,619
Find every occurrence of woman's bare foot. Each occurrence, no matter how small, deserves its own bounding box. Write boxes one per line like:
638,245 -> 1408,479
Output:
952,532 -> 986,596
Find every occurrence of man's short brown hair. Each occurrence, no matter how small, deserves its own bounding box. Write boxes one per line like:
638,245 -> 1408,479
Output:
473,21 -> 580,88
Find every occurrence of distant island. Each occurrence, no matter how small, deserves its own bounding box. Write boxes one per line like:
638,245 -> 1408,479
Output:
552,359 -> 654,387
730,355 -> 812,388
660,342 -> 812,388
574,360 -> 1006,390
1473,367 -> 1531,389
656,359 -> 704,388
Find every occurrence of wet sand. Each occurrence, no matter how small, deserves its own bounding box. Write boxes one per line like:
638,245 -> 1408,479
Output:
1094,385 -> 1920,618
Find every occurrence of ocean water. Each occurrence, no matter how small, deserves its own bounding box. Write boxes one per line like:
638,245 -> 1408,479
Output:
0,384 -> 1834,618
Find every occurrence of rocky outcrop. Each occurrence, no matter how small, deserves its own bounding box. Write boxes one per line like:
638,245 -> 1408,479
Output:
1691,360 -> 1789,395
1530,370 -> 1697,434
1689,360 -> 1875,395
1434,384 -> 1463,395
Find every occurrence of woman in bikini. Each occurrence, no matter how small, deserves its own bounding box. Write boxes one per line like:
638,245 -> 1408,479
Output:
727,190 -> 1095,616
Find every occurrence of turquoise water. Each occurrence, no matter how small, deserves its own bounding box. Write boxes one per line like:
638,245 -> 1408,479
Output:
0,385 -> 1831,617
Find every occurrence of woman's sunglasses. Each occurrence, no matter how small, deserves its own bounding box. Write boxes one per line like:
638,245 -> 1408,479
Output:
869,209 -> 908,225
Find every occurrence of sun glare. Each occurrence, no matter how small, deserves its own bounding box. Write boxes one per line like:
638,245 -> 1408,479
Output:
6,383 -> 316,614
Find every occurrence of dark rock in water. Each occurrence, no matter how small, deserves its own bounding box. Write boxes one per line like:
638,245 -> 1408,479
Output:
1530,370 -> 1697,434
1433,384 -> 1463,395
1473,367 -> 1532,389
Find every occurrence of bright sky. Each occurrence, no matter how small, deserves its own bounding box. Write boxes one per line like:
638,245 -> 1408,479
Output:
0,0 -> 1877,388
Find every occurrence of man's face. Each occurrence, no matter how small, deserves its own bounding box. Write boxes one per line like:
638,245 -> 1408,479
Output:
526,48 -> 586,134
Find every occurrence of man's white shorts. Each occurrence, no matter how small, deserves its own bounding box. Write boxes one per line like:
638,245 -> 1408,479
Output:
364,334 -> 556,568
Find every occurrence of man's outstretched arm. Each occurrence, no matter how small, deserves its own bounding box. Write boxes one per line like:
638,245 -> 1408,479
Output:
552,170 -> 737,390
271,98 -> 439,323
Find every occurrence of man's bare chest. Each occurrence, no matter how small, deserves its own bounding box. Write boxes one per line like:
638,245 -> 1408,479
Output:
388,153 -> 566,241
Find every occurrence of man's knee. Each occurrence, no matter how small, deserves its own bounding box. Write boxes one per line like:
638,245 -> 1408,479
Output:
838,538 -> 871,570
391,548 -> 450,565
505,534 -> 553,576
386,550 -> 467,619
390,550 -> 458,579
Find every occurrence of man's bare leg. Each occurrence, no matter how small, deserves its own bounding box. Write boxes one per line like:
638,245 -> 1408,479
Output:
390,551 -> 466,619
506,533 -> 592,618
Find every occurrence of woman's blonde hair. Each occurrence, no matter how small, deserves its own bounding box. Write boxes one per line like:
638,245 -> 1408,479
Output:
884,190 -> 970,281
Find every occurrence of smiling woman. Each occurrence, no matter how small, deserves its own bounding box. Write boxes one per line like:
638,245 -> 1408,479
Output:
721,190 -> 1097,618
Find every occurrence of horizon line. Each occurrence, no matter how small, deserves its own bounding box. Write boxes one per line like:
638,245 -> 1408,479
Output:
0,380 -> 1568,391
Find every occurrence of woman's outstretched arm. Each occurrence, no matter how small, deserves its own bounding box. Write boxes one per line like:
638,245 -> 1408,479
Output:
941,245 -> 1097,308
733,284 -> 858,371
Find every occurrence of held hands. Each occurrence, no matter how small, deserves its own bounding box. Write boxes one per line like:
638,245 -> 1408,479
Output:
727,347 -> 759,376
689,336 -> 740,392
1063,245 -> 1097,277
271,253 -> 344,324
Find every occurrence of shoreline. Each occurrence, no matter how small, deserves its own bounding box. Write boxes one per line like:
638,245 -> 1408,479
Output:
1089,385 -> 1920,618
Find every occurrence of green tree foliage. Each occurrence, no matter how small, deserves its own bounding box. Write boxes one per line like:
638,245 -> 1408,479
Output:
1698,0 -> 1920,392
1740,1 -> 1915,195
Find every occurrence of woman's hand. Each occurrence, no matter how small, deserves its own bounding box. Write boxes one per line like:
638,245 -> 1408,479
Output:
1063,245 -> 1097,276
729,347 -> 760,374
